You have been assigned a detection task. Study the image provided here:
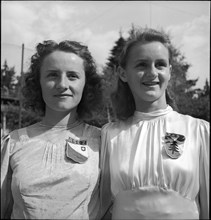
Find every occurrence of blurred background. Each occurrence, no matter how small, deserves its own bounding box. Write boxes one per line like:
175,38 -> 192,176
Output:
1,1 -> 210,135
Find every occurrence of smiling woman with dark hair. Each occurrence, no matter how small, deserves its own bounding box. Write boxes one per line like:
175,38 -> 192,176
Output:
1,40 -> 102,219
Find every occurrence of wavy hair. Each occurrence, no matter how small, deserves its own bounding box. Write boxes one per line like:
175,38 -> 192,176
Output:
22,40 -> 102,120
112,27 -> 177,120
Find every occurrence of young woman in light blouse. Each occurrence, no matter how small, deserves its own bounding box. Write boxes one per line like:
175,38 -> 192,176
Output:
1,40 -> 102,219
99,28 -> 209,219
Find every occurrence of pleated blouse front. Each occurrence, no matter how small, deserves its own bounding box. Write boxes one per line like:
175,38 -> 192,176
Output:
100,106 -> 209,219
1,121 -> 101,219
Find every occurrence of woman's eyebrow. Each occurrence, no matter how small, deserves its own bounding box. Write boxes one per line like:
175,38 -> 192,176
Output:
134,59 -> 148,63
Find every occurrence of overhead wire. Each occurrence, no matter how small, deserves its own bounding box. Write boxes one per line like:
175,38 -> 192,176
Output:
2,42 -> 34,51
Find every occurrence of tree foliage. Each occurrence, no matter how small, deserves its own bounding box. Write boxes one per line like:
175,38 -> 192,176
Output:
106,32 -> 126,69
1,60 -> 18,96
1,27 -> 210,132
1,61 -> 41,133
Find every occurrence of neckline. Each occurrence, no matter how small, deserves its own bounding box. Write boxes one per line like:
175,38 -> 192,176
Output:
37,120 -> 82,130
133,105 -> 173,120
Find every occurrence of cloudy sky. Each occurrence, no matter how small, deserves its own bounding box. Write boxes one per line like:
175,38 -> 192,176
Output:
1,1 -> 210,88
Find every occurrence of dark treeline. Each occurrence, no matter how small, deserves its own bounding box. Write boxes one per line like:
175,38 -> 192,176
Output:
1,26 -> 210,132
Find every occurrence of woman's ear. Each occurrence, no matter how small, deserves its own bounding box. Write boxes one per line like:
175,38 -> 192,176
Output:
168,64 -> 172,81
118,66 -> 127,82
169,64 -> 172,74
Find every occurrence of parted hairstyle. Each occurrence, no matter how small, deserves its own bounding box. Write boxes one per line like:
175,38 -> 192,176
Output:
22,40 -> 102,120
111,27 -> 177,120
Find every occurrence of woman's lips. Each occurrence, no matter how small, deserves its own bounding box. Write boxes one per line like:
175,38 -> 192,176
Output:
54,94 -> 73,97
142,82 -> 159,86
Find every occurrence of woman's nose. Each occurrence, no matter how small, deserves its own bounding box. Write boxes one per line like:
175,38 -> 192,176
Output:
56,74 -> 68,89
147,64 -> 158,77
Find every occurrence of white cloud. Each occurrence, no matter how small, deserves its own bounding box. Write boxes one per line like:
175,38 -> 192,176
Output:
89,31 -> 120,66
2,1 -> 209,87
2,2 -> 36,24
166,15 -> 210,88
60,28 -> 119,67
2,2 -> 36,44
1,1 -> 79,47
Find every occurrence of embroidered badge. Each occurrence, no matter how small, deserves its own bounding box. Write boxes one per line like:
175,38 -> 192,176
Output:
65,137 -> 88,164
164,132 -> 185,159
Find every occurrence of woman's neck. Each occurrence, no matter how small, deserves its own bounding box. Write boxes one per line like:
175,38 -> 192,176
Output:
41,109 -> 79,127
135,98 -> 168,113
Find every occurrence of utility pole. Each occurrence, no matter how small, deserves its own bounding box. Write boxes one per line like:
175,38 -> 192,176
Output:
18,44 -> 24,128
2,109 -> 6,137
149,1 -> 152,28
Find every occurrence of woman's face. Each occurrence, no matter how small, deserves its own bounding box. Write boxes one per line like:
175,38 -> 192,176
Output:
119,41 -> 171,110
40,50 -> 86,114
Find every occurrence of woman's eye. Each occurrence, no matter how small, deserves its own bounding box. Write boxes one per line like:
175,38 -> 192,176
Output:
156,61 -> 167,68
67,72 -> 79,80
136,62 -> 147,68
47,72 -> 58,78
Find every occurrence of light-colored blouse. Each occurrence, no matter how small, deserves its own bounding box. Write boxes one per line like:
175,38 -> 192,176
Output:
1,121 -> 101,219
100,106 -> 209,219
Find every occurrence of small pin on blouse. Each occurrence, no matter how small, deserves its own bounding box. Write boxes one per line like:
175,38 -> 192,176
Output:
164,132 -> 185,159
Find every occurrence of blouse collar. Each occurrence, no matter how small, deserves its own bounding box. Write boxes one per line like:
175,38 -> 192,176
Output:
133,105 -> 173,121
37,120 -> 82,130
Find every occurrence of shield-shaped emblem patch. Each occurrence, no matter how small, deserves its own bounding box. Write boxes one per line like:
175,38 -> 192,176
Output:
65,137 -> 88,163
